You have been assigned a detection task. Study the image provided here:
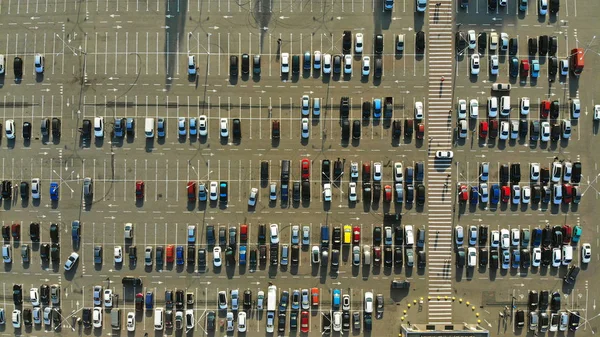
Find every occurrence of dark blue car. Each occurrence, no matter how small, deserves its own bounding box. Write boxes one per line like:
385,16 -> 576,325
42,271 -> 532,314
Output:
470,186 -> 479,205
532,228 -> 542,247
490,184 -> 500,204
176,246 -> 184,265
219,182 -> 228,202
50,182 -> 59,201
145,291 -> 154,309
509,57 -> 519,77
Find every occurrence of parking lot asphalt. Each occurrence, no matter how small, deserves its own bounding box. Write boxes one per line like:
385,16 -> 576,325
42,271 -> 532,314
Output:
0,0 -> 599,335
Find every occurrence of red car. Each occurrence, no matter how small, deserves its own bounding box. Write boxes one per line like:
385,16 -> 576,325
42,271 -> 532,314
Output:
501,186 -> 510,203
458,185 -> 468,202
301,158 -> 310,180
520,60 -> 529,77
489,120 -> 498,139
384,185 -> 392,202
479,121 -> 488,139
135,293 -> 144,311
562,184 -> 573,204
416,123 -> 425,139
540,100 -> 550,118
187,181 -> 196,202
352,226 -> 361,245
562,225 -> 572,244
166,245 -> 175,263
240,224 -> 248,242
11,223 -> 20,240
135,181 -> 145,199
373,246 -> 381,266
300,311 -> 309,333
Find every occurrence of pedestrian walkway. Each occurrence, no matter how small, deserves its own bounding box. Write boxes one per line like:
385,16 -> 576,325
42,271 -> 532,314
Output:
426,0 -> 454,325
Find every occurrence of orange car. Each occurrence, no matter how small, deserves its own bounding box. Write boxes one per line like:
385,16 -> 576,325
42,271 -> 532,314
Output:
311,288 -> 319,306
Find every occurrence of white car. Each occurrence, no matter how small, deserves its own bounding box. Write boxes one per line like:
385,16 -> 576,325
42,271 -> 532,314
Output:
178,117 -> 186,136
457,99 -> 467,120
5,119 -> 15,139
269,183 -> 277,201
323,54 -> 332,74
530,163 -> 540,181
270,224 -> 279,244
501,250 -> 510,269
227,312 -> 234,331
301,95 -> 310,116
467,247 -> 477,267
323,183 -> 332,202
301,118 -> 309,139
500,33 -> 509,50
64,252 -> 79,270
355,33 -> 364,53
539,0 -> 548,15
571,99 -> 580,118
31,178 -> 41,199
394,162 -> 403,183
198,115 -> 208,136
595,105 -> 600,120
33,307 -> 41,324
563,161 -> 572,182
186,309 -> 195,330
104,289 -> 113,308
34,53 -> 45,73
552,248 -> 561,267
237,311 -> 246,332
281,53 -> 290,74
510,120 -> 519,139
126,312 -> 135,331
114,246 -> 123,263
344,54 -> 352,74
416,0 -> 427,11
0,55 -> 4,74
480,183 -> 489,203
373,162 -> 382,181
414,101 -> 424,120
313,51 -> 321,70
532,247 -> 541,267
489,55 -> 499,75
43,307 -> 51,325
520,97 -> 530,115
541,122 -> 551,142
213,246 -> 222,267
94,117 -> 104,138
93,307 -> 102,328
248,188 -> 258,206
266,312 -> 274,333
362,56 -> 370,76
512,185 -> 521,204
220,118 -> 228,137
510,228 -> 520,246
348,182 -> 357,202
467,30 -> 476,49
560,59 -> 569,76
470,99 -> 479,118
12,309 -> 21,328
489,32 -> 499,51
500,229 -> 510,249
468,226 -> 477,246
333,311 -> 342,332
30,288 -> 40,306
491,230 -> 500,248
581,243 -> 591,264
435,151 -> 454,159
206,181 -> 217,201
564,121 -> 573,139
350,162 -> 359,179
470,54 -> 480,75
187,55 -> 197,75
455,225 -> 464,245
499,121 -> 509,140
488,97 -> 498,117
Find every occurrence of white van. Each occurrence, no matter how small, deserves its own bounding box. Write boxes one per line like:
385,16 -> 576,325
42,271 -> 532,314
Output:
154,308 -> 163,330
500,96 -> 511,116
363,245 -> 371,265
145,118 -> 154,138
561,246 -> 573,265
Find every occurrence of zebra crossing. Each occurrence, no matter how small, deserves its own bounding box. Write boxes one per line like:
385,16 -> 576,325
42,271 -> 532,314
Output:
426,0 -> 455,325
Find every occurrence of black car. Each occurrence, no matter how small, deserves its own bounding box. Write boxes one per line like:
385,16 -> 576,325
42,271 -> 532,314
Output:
186,246 -> 195,265
392,119 -> 401,139
479,225 -> 488,245
53,308 -> 61,326
352,120 -> 361,139
416,184 -> 425,206
52,118 -> 61,138
13,284 -> 23,304
542,225 -> 552,247
521,249 -> 530,268
394,226 -> 403,245
14,57 -> 23,78
340,96 -> 350,119
510,163 -> 521,183
363,313 -> 372,331
549,0 -> 559,13
322,159 -> 331,182
541,247 -> 552,266
515,310 -> 525,328
478,32 -> 487,54
175,290 -> 184,310
416,31 -> 425,53
333,55 -> 342,74
539,35 -> 549,55
82,308 -> 92,328
551,123 -> 560,141
479,248 -> 488,266
30,222 -> 40,241
342,31 -> 352,54
243,290 -> 252,310
530,121 -> 540,141
509,56 -> 519,77
1,225 -> 9,241
551,291 -> 561,311
539,290 -> 549,310
241,53 -> 250,75
417,251 -> 426,268
373,227 -> 382,246
51,243 -> 60,261
40,244 -> 50,261
509,38 -> 518,55
270,245 -> 278,266
50,223 -> 59,242
489,249 -> 499,269
374,57 -> 382,78
550,100 -> 560,119
40,284 -> 49,304
548,56 -> 558,78
278,313 -> 286,333
572,162 -> 582,183
22,122 -> 32,140
528,38 -> 537,55
81,119 -> 92,140
20,181 -> 29,199
374,34 -> 384,54
528,291 -> 539,310
342,311 -> 351,331
549,36 -> 558,55
1,180 -> 11,199
362,182 -> 371,203
332,227 -> 342,248
500,164 -> 509,184
488,0 -> 497,10
384,247 -> 393,267
232,119 -> 241,139
569,311 -> 580,331
23,308 -> 32,326
362,101 -> 371,119
532,186 -> 542,203
394,247 -> 403,266
405,184 -> 414,204
372,183 -> 381,203
519,119 -> 528,137
230,55 -> 238,77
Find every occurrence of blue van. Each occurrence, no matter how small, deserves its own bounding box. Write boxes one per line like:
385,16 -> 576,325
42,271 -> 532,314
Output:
373,99 -> 382,118
320,226 -> 330,246
145,291 -> 154,309
332,289 -> 341,310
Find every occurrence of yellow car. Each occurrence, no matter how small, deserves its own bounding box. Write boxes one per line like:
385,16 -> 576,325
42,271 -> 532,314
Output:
343,225 -> 352,244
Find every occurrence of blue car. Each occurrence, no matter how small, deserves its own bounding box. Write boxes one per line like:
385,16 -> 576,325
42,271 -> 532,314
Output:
509,57 -> 519,78
512,250 -> 521,269
373,99 -> 382,118
332,289 -> 341,310
126,117 -> 135,135
198,184 -> 207,201
157,118 -> 166,137
239,246 -> 247,265
71,221 -> 81,242
189,118 -> 197,136
219,182 -> 228,202
531,60 -> 540,78
532,228 -> 542,247
114,118 -> 125,137
145,291 -> 154,309
470,186 -> 479,205
50,182 -> 59,201
490,184 -> 500,204
176,245 -> 184,265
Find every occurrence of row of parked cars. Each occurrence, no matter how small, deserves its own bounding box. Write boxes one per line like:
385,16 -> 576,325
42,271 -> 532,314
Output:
517,289 -> 579,332
2,117 -> 61,140
1,284 -> 62,328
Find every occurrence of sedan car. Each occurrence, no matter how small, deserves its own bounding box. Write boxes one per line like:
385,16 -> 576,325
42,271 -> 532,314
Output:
64,252 -> 79,270
489,55 -> 499,75
220,118 -> 229,137
435,151 -> 454,159
348,182 -> 357,202
470,54 -> 480,75
248,188 -> 258,206
213,247 -> 222,267
177,117 -> 186,136
301,118 -> 309,139
198,115 -> 208,136
344,55 -> 352,74
362,56 -> 370,76
581,243 -> 591,264
467,30 -> 476,49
